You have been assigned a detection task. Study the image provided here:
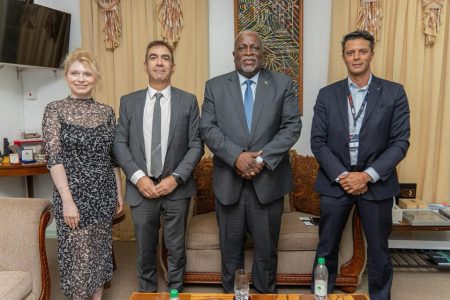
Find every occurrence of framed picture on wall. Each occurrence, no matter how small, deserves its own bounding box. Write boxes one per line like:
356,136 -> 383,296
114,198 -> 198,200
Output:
234,0 -> 303,114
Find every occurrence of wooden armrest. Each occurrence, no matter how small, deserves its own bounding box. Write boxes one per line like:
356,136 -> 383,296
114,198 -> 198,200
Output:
39,204 -> 53,300
339,209 -> 366,291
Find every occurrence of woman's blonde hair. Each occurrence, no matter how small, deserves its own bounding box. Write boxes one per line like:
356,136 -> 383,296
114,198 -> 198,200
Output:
63,48 -> 100,79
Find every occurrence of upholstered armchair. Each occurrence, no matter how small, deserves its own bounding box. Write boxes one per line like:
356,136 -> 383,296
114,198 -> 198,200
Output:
161,150 -> 366,293
0,197 -> 53,300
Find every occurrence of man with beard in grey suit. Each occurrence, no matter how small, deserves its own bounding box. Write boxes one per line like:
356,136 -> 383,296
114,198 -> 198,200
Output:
113,40 -> 203,292
200,30 -> 301,293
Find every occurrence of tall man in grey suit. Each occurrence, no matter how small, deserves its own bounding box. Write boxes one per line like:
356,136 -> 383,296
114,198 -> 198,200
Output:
310,30 -> 410,300
113,40 -> 203,292
200,30 -> 301,293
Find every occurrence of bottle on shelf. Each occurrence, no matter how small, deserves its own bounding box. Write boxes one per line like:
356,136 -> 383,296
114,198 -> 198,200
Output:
169,289 -> 180,300
314,257 -> 328,300
3,138 -> 11,155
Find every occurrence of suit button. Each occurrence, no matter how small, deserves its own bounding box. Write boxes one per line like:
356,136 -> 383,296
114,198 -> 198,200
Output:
345,143 -> 349,147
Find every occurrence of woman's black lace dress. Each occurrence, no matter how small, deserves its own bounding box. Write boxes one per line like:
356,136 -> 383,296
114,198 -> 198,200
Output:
42,97 -> 117,298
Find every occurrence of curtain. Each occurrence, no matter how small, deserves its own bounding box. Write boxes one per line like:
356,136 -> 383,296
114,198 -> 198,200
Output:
80,0 -> 209,240
329,0 -> 450,203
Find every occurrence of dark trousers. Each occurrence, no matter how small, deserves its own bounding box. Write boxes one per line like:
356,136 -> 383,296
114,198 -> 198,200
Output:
130,196 -> 190,292
311,194 -> 393,300
216,181 -> 284,294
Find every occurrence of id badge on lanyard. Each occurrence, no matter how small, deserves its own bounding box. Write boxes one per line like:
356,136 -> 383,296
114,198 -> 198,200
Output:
349,130 -> 359,153
347,89 -> 369,152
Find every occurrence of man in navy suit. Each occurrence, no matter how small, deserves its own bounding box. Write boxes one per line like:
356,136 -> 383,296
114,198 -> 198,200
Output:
310,30 -> 410,300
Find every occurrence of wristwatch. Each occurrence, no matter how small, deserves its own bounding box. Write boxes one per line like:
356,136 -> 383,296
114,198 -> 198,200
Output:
171,173 -> 184,185
255,156 -> 264,164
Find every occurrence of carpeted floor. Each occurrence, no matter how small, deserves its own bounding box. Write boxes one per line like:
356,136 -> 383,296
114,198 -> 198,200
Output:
46,239 -> 450,300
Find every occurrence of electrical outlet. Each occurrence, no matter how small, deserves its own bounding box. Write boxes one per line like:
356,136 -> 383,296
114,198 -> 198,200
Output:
25,90 -> 37,100
395,183 -> 417,204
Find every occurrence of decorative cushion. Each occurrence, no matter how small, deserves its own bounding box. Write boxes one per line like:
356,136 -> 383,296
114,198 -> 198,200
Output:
0,271 -> 32,300
289,150 -> 321,216
192,156 -> 215,216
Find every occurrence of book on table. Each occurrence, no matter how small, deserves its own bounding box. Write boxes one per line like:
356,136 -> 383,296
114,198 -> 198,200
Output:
438,208 -> 450,219
424,250 -> 450,266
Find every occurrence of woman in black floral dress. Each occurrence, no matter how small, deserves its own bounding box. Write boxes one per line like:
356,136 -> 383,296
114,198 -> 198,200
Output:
42,49 -> 123,300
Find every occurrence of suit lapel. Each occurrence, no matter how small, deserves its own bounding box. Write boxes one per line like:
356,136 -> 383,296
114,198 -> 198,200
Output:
337,80 -> 350,137
250,70 -> 271,139
167,87 -> 179,148
361,76 -> 382,130
136,90 -> 147,155
227,71 -> 249,134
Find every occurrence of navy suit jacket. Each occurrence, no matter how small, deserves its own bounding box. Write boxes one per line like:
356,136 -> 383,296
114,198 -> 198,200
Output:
311,75 -> 410,200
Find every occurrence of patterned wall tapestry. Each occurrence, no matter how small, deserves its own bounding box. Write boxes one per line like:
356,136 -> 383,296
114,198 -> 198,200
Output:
234,0 -> 303,114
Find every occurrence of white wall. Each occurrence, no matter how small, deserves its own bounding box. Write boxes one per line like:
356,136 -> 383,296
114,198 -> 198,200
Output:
0,66 -> 25,195
208,0 -> 235,78
0,67 -> 23,149
208,0 -> 332,155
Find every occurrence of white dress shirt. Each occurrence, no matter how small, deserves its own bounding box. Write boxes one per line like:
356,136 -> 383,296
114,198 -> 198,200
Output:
347,75 -> 371,166
130,86 -> 172,185
237,72 -> 259,103
347,75 -> 379,183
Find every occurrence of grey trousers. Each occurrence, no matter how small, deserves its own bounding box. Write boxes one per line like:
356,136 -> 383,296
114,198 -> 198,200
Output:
216,181 -> 283,294
131,196 -> 190,292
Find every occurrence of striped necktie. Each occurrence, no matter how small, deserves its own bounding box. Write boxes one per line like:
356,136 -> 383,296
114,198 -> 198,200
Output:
150,92 -> 163,178
244,79 -> 254,132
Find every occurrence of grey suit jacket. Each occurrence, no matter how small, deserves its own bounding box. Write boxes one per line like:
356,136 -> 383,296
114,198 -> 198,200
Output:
310,75 -> 410,200
200,69 -> 301,205
113,87 -> 204,206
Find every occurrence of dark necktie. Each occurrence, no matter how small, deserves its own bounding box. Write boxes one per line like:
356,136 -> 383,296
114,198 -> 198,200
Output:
244,79 -> 254,132
151,92 -> 163,178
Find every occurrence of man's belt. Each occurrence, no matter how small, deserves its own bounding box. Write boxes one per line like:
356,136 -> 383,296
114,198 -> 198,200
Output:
149,176 -> 161,184
350,165 -> 363,172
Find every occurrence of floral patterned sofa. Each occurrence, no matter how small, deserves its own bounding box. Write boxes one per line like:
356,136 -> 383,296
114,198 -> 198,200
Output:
161,150 -> 366,293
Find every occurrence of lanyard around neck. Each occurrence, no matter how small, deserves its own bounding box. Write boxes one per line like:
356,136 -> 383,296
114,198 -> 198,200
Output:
347,88 -> 369,129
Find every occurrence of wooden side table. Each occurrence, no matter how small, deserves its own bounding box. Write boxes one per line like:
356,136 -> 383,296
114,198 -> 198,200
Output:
0,162 -> 49,197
